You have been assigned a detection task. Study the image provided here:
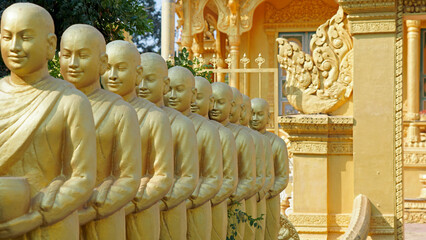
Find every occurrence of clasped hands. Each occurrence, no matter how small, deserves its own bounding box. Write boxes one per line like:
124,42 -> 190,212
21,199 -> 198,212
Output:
0,176 -> 65,238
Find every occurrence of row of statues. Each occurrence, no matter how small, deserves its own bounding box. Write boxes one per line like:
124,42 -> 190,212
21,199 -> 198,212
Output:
0,3 -> 289,240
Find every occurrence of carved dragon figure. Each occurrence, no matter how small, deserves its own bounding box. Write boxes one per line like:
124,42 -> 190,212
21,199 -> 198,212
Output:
277,7 -> 353,114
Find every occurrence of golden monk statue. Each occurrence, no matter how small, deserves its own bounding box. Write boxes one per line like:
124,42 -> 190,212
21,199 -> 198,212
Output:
250,98 -> 289,240
101,41 -> 174,240
240,94 -> 274,240
210,82 -> 256,240
192,77 -> 238,240
0,3 -> 96,239
229,88 -> 262,240
138,53 -> 198,240
166,67 -> 222,240
60,25 -> 142,240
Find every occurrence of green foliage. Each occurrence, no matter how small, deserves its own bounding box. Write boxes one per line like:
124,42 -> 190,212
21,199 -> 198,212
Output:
227,200 -> 264,240
0,0 -> 153,77
48,53 -> 62,79
167,48 -> 214,82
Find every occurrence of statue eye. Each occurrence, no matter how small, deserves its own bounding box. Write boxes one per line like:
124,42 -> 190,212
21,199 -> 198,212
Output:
2,35 -> 11,41
22,36 -> 33,41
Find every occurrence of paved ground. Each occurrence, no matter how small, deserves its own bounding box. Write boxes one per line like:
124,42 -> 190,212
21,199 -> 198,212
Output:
405,223 -> 426,240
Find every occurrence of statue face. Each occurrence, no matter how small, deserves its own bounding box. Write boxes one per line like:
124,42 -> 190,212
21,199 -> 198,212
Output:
229,97 -> 242,123
1,8 -> 54,77
210,89 -> 232,123
239,100 -> 252,126
139,65 -> 167,104
60,28 -> 104,89
102,45 -> 140,97
192,78 -> 212,116
165,68 -> 195,113
250,101 -> 269,131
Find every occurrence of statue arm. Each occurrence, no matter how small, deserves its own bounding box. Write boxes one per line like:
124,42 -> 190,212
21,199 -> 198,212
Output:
40,95 -> 96,225
231,131 -> 256,202
190,125 -> 223,208
258,137 -> 274,200
211,130 -> 238,206
95,107 -> 141,218
135,112 -> 173,210
269,136 -> 289,198
253,135 -> 265,198
162,119 -> 199,209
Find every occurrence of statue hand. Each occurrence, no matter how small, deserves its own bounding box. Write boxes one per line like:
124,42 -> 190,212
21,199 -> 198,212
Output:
0,211 -> 43,238
78,206 -> 97,226
124,202 -> 136,216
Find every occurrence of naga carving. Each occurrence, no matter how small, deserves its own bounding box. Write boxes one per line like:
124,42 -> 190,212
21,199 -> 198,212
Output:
279,214 -> 300,240
277,7 -> 353,114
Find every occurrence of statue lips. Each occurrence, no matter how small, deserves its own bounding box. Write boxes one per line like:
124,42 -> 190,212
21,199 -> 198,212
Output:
107,81 -> 122,89
67,70 -> 83,78
167,100 -> 180,107
8,54 -> 26,63
138,89 -> 150,98
190,103 -> 199,112
209,110 -> 221,118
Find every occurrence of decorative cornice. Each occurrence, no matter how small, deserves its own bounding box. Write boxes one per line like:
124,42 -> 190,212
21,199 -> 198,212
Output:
403,152 -> 426,167
350,19 -> 396,35
338,0 -> 396,15
403,1 -> 426,13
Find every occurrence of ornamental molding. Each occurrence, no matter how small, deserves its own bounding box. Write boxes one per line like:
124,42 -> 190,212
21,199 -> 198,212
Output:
404,211 -> 426,223
350,20 -> 396,35
403,152 -> 426,167
288,213 -> 394,234
277,7 -> 354,114
404,200 -> 426,210
403,1 -> 426,13
264,1 -> 337,29
338,0 -> 396,15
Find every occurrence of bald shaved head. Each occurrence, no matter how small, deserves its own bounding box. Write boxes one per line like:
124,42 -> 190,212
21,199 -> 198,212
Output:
165,66 -> 196,113
140,52 -> 168,78
106,40 -> 140,65
211,82 -> 233,102
2,3 -> 54,33
251,98 -> 269,110
1,2 -> 57,77
168,66 -> 195,88
195,76 -> 212,96
61,24 -> 105,53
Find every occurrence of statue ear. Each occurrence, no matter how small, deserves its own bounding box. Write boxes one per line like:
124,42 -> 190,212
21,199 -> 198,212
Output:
191,87 -> 197,103
99,53 -> 108,76
135,65 -> 143,86
163,77 -> 170,94
47,33 -> 57,60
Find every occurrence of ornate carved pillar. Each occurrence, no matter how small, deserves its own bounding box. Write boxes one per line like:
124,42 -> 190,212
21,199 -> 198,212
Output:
161,0 -> 175,59
279,115 -> 354,239
181,0 -> 193,57
406,20 -> 421,142
228,34 -> 240,88
339,0 -> 399,239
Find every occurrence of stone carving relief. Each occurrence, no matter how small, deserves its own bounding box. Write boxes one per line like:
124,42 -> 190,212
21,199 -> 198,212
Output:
264,1 -> 336,27
279,214 -> 300,240
191,0 -> 209,34
277,7 -> 353,114
404,152 -> 426,166
214,0 -> 263,34
403,0 -> 426,13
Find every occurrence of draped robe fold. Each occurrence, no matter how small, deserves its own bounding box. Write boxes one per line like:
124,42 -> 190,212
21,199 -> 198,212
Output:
126,97 -> 173,240
0,77 -> 96,240
186,113 -> 222,240
263,131 -> 289,240
81,89 -> 141,240
225,123 -> 256,240
159,107 -> 198,240
209,120 -> 238,240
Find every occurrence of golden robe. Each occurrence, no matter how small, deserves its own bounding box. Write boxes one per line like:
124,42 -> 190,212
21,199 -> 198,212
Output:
225,123 -> 256,240
160,107 -> 198,240
0,77 -> 96,240
242,127 -> 265,240
209,120 -> 238,240
256,135 -> 274,240
263,131 -> 289,240
126,97 -> 174,240
81,89 -> 141,240
187,113 -> 222,240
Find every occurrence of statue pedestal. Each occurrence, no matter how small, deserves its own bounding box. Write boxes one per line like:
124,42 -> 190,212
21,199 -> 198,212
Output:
279,115 -> 354,239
